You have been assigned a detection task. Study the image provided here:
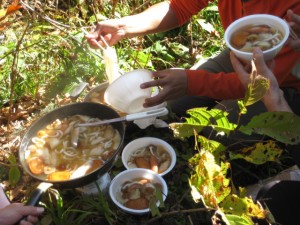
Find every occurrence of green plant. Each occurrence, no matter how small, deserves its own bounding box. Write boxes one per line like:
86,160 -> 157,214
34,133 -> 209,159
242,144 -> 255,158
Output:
40,186 -> 116,225
168,73 -> 300,224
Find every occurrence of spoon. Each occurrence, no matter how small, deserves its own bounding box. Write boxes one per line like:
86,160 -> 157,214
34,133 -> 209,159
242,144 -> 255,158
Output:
71,107 -> 169,147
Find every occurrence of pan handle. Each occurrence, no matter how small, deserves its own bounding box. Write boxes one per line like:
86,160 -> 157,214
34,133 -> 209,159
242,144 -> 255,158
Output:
77,107 -> 169,127
126,107 -> 169,121
26,182 -> 53,206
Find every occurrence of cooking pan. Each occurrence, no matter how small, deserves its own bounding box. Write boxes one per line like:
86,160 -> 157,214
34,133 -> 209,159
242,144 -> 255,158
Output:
18,102 -> 126,205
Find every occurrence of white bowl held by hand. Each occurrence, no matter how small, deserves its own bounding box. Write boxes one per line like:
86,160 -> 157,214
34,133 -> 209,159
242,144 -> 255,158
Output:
122,137 -> 176,176
109,168 -> 168,215
104,69 -> 153,114
224,14 -> 289,61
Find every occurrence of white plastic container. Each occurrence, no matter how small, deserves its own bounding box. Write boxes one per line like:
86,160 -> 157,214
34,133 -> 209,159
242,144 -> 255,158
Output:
224,14 -> 289,61
109,168 -> 168,215
104,69 -> 153,114
122,137 -> 176,176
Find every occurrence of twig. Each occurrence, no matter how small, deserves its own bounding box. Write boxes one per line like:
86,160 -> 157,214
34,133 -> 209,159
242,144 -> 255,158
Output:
132,0 -> 152,14
188,215 -> 194,225
8,23 -> 30,129
20,1 -> 103,59
21,1 -> 71,28
230,161 -> 262,181
170,189 -> 191,210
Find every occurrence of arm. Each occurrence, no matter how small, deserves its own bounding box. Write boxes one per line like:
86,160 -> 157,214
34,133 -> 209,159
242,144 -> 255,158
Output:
86,0 -> 207,47
230,48 -> 293,112
86,1 -> 179,47
121,2 -> 179,38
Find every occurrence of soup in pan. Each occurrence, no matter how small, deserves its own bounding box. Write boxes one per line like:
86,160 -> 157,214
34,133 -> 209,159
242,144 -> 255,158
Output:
25,115 -> 121,181
230,24 -> 284,52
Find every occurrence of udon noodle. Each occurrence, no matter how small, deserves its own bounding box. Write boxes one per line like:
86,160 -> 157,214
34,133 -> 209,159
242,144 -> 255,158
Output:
25,115 -> 121,181
230,24 -> 284,52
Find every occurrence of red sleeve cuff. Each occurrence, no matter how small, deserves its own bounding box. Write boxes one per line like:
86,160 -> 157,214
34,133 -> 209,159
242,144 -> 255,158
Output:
186,69 -> 246,100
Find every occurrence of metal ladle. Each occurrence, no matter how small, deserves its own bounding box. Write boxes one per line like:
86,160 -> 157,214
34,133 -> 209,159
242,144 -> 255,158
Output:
71,107 -> 169,148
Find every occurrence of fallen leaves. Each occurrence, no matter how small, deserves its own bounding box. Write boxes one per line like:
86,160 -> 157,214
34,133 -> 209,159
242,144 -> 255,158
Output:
0,0 -> 22,30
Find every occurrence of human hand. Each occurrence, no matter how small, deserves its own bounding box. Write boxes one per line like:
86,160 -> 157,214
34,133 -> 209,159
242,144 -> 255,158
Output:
85,19 -> 127,48
140,69 -> 187,107
230,48 -> 276,89
0,203 -> 44,225
286,9 -> 300,51
230,48 -> 292,112
140,69 -> 188,108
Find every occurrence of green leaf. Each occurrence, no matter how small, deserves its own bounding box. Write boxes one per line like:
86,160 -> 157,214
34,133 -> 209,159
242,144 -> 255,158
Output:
229,140 -> 282,165
242,77 -> 270,107
155,188 -> 165,208
149,188 -> 165,217
7,154 -> 17,165
220,194 -> 266,219
9,166 -> 20,186
239,112 -> 300,145
196,19 -> 216,33
238,64 -> 270,115
197,135 -> 226,163
168,42 -> 189,57
169,108 -> 237,139
225,214 -> 254,225
189,150 -> 231,208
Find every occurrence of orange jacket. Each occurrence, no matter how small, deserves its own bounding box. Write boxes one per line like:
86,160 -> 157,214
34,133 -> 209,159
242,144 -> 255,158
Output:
170,0 -> 300,99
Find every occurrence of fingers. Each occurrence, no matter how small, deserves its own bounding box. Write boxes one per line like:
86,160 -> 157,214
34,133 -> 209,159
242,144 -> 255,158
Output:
20,215 -> 39,225
230,51 -> 245,74
144,91 -> 167,107
16,205 -> 44,217
140,71 -> 166,89
20,206 -> 44,225
140,78 -> 162,89
287,9 -> 300,45
252,47 -> 274,74
287,9 -> 300,26
230,51 -> 251,88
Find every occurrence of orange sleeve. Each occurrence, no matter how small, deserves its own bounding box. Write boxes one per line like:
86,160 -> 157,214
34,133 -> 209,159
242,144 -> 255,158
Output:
186,70 -> 246,100
169,0 -> 209,26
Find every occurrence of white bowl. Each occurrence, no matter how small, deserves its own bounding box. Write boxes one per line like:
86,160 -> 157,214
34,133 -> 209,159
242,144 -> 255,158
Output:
224,14 -> 289,61
122,137 -> 176,176
109,168 -> 168,215
104,69 -> 153,114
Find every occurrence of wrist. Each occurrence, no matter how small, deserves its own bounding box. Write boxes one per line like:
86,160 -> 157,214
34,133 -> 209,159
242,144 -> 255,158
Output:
262,89 -> 292,112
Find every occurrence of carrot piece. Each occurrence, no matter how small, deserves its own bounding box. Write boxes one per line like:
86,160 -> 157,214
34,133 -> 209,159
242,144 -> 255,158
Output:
48,171 -> 71,181
28,157 -> 45,175
134,157 -> 150,169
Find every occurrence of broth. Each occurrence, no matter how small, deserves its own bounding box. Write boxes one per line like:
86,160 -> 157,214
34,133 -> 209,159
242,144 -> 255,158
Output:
230,24 -> 284,52
127,144 -> 171,174
25,115 -> 121,181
